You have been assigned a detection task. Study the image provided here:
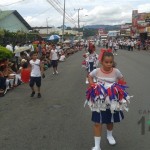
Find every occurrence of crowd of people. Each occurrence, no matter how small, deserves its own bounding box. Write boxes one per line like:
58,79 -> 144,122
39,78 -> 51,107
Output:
0,40 -> 83,97
100,38 -> 150,52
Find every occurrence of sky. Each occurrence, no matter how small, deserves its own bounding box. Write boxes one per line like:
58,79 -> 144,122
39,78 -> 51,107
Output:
0,0 -> 150,27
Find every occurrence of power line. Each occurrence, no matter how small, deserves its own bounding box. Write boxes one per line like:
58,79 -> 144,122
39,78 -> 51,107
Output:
46,0 -> 76,25
0,0 -> 25,6
53,0 -> 76,23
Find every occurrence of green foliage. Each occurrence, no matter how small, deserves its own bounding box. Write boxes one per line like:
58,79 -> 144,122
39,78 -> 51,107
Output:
0,30 -> 42,46
0,45 -> 13,60
82,28 -> 97,38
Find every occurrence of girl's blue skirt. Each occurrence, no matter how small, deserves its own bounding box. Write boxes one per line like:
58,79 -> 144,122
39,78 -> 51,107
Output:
92,109 -> 124,124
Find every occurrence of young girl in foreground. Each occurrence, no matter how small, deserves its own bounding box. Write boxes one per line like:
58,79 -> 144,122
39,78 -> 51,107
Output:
87,51 -> 130,150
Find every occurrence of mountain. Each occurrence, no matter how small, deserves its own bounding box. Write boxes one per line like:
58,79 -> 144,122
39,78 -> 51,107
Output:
84,25 -> 121,31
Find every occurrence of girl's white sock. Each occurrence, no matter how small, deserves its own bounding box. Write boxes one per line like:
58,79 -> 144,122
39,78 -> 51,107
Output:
107,130 -> 112,137
94,136 -> 101,148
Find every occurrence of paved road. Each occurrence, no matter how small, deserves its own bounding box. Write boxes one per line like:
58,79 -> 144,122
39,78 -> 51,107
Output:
0,49 -> 150,150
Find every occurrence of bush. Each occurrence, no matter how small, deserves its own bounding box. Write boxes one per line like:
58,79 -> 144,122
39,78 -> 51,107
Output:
0,45 -> 13,60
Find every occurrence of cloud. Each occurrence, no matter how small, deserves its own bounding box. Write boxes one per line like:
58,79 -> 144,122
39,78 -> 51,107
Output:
0,0 -> 150,27
138,3 -> 150,13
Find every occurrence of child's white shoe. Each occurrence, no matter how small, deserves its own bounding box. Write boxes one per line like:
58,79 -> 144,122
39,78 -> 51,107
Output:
85,78 -> 89,84
107,136 -> 116,145
92,147 -> 101,150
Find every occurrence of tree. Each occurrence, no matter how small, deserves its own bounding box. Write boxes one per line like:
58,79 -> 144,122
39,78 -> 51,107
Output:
0,46 -> 13,60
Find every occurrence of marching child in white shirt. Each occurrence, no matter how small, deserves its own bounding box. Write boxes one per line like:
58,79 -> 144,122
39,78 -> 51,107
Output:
29,51 -> 44,98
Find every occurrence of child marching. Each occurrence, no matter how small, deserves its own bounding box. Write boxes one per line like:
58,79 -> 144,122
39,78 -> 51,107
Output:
82,44 -> 99,84
85,49 -> 132,150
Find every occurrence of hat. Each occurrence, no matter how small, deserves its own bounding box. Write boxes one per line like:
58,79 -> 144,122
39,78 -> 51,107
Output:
21,59 -> 27,63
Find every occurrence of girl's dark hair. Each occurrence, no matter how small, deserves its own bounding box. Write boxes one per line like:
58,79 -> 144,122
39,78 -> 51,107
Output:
88,49 -> 92,54
30,51 -> 37,57
101,52 -> 117,68
22,62 -> 28,69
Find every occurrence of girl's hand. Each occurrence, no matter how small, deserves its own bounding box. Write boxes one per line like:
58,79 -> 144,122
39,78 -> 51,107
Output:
118,78 -> 126,85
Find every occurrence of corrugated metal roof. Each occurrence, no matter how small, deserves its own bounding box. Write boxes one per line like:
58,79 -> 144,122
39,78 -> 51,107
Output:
0,10 -> 32,30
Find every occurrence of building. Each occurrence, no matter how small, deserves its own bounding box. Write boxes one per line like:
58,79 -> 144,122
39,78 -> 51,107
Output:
98,28 -> 108,40
120,23 -> 132,38
0,10 -> 32,32
33,26 -> 79,39
107,30 -> 120,37
132,10 -> 150,39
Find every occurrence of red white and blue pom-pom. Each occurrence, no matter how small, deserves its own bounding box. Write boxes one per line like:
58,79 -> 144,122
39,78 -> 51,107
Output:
84,81 -> 133,113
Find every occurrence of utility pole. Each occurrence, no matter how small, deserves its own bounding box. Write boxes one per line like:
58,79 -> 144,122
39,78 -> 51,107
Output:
74,8 -> 83,29
62,0 -> 66,42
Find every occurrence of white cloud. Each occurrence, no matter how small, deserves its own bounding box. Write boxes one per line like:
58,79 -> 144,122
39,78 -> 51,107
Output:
0,0 -> 150,27
138,3 -> 150,13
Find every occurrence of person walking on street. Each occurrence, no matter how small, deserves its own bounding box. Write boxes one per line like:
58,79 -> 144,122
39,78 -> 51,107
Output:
86,50 -> 131,150
50,45 -> 59,75
29,51 -> 44,98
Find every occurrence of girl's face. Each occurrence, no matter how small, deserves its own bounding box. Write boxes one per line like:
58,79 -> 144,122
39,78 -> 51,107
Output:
101,56 -> 113,71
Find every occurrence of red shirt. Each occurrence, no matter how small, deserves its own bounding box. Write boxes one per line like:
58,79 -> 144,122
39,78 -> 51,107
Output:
21,68 -> 31,83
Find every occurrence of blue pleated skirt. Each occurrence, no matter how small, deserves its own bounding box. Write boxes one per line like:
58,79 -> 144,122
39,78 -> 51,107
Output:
92,109 -> 124,124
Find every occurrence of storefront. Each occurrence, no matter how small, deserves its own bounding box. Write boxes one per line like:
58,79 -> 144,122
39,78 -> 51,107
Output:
146,27 -> 150,39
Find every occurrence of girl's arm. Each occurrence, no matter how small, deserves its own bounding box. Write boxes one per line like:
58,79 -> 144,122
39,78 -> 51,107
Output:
118,77 -> 126,85
88,74 -> 94,86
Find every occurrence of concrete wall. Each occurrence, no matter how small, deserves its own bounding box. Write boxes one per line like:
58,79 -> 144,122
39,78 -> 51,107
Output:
0,13 -> 29,32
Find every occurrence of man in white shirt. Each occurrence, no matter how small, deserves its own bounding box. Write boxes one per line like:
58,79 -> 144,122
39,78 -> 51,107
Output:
6,42 -> 13,52
28,41 -> 34,52
14,42 -> 20,69
50,45 -> 59,74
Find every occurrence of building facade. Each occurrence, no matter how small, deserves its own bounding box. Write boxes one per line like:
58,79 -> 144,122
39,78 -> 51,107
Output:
0,10 -> 32,32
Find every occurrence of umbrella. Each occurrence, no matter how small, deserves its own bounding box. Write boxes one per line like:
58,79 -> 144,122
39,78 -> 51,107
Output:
14,46 -> 31,53
47,35 -> 60,41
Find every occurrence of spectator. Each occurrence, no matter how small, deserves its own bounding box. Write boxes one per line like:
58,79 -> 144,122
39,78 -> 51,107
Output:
21,62 -> 30,83
6,41 -> 13,52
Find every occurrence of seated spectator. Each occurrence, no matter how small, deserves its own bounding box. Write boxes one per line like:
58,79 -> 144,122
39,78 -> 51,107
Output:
0,63 -> 11,92
2,62 -> 21,88
0,65 -> 6,96
59,52 -> 66,62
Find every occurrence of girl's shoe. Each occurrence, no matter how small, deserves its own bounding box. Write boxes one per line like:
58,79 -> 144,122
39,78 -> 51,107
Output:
107,136 -> 116,145
92,147 -> 101,150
